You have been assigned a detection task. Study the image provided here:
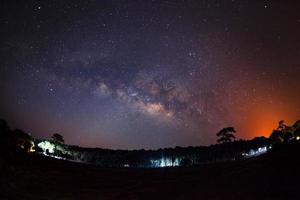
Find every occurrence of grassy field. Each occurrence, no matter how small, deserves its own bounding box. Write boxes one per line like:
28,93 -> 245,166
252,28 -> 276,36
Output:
1,144 -> 300,200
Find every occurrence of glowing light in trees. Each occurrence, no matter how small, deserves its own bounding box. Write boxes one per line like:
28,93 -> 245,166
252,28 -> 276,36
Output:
29,141 -> 35,152
150,157 -> 180,168
242,146 -> 270,158
38,141 -> 55,154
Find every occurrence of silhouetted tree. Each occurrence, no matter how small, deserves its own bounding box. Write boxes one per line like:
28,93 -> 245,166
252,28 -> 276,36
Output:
294,128 -> 300,138
293,121 -> 300,139
269,130 -> 284,143
52,133 -> 64,143
0,120 -> 12,152
217,127 -> 236,143
270,120 -> 294,142
13,129 -> 33,152
293,120 -> 300,129
277,120 -> 286,131
0,119 -> 10,134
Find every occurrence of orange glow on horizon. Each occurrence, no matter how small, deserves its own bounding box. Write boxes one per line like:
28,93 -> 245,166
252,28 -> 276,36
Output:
236,100 -> 299,140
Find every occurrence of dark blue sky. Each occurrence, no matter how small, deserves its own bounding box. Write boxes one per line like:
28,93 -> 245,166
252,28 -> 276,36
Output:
1,0 -> 300,149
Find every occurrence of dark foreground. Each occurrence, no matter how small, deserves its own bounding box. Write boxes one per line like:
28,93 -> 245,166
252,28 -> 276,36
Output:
1,144 -> 300,200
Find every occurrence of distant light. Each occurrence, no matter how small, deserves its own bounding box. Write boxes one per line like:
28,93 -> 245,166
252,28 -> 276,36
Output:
296,136 -> 300,140
29,141 -> 35,152
38,141 -> 55,154
150,157 -> 180,168
51,155 -> 65,160
242,146 -> 269,158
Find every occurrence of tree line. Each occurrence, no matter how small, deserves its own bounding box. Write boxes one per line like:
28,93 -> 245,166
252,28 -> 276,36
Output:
1,119 -> 300,167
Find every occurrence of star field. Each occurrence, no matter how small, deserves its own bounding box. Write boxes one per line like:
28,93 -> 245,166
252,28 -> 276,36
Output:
0,0 -> 300,149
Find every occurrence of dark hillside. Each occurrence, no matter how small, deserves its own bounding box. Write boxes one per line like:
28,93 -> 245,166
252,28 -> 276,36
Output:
1,143 -> 300,200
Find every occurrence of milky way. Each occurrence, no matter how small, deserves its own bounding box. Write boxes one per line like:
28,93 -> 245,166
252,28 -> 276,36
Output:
1,0 -> 300,149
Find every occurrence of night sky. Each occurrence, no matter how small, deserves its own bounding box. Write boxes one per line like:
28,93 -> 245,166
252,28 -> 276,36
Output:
1,0 -> 300,149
